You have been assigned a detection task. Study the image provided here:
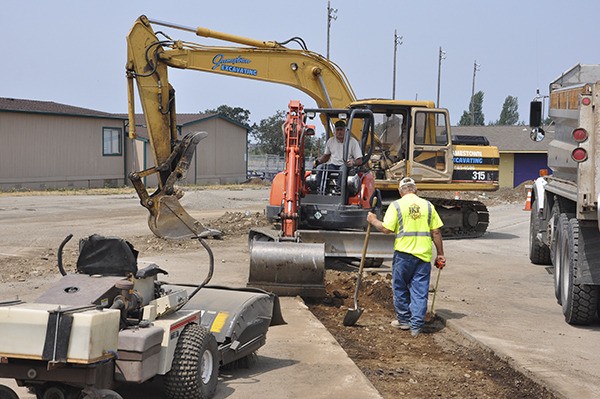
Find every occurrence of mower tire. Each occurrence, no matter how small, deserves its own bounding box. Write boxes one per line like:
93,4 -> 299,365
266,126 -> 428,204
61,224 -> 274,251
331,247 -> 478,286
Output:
164,323 -> 219,399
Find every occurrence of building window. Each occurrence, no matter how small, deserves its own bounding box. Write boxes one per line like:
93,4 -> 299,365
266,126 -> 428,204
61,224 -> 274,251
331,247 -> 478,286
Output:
103,127 -> 122,156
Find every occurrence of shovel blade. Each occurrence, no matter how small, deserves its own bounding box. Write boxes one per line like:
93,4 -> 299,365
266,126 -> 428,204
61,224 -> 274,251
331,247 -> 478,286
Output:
343,307 -> 364,326
424,311 -> 436,323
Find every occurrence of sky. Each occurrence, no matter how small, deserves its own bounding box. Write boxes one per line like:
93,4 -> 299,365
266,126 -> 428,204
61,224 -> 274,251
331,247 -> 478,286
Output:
2,1 -> 600,127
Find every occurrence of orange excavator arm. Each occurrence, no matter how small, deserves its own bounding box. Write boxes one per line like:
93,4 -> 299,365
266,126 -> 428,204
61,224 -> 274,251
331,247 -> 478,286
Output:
279,101 -> 315,237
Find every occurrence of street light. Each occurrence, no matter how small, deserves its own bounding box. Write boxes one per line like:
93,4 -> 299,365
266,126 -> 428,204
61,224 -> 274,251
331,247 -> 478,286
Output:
470,60 -> 481,125
436,47 -> 446,107
326,1 -> 337,59
392,30 -> 403,99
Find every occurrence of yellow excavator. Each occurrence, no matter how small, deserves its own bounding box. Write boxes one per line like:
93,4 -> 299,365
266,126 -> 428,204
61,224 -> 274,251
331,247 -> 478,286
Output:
126,16 -> 499,294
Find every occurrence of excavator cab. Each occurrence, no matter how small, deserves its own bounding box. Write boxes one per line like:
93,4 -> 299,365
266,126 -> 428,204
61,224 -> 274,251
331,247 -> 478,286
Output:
349,100 -> 453,189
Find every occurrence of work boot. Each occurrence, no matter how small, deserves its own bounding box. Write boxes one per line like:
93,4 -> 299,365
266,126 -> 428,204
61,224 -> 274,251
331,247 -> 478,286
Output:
390,320 -> 410,330
410,329 -> 421,338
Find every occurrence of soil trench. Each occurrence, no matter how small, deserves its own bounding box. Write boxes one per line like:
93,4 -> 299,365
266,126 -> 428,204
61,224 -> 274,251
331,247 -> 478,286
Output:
305,269 -> 558,399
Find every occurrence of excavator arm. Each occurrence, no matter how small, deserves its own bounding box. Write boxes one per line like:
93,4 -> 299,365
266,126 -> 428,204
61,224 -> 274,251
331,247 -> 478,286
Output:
128,15 -> 356,129
126,15 -> 361,239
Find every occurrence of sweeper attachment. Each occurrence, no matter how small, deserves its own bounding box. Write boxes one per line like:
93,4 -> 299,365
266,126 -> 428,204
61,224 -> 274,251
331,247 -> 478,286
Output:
0,234 -> 283,399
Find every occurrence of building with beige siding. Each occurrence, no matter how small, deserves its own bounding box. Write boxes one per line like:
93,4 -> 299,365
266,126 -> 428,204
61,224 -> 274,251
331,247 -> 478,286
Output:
125,113 -> 249,187
0,98 -> 128,190
0,98 -> 250,191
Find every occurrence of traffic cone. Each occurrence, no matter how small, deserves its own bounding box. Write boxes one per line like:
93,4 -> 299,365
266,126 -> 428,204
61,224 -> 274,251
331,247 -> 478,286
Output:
523,189 -> 532,211
454,191 -> 460,200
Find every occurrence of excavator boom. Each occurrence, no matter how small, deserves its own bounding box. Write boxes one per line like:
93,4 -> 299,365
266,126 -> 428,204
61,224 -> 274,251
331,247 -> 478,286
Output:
126,15 -> 358,239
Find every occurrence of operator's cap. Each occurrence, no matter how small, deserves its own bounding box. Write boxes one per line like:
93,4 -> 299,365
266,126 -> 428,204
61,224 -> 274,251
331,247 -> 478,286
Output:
399,177 -> 416,189
334,120 -> 346,129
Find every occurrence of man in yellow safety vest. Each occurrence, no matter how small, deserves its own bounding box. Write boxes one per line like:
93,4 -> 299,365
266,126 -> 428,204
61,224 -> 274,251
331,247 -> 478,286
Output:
367,177 -> 446,337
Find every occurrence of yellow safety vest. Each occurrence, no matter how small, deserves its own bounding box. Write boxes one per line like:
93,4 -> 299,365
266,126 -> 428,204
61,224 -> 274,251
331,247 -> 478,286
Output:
382,193 -> 443,262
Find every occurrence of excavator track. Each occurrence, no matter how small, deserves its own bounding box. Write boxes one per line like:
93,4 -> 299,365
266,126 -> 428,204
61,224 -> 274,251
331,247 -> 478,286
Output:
429,198 -> 489,239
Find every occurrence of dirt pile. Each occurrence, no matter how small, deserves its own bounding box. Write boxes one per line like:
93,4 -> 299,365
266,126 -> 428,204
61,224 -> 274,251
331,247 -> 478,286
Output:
306,270 -> 557,399
421,180 -> 532,207
204,211 -> 270,235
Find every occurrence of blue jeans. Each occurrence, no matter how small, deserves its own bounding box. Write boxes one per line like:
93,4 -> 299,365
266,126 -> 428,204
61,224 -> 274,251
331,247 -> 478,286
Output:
392,251 -> 431,331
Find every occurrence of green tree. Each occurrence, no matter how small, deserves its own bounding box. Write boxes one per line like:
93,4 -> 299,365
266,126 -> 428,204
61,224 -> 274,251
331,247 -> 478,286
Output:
459,91 -> 485,126
304,133 -> 325,158
250,110 -> 324,158
498,95 -> 519,125
251,110 -> 286,155
203,105 -> 251,126
459,111 -> 472,126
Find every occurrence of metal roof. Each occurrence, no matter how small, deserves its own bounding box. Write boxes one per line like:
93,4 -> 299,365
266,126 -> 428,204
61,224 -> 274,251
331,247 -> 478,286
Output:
451,125 -> 554,153
0,97 -> 124,119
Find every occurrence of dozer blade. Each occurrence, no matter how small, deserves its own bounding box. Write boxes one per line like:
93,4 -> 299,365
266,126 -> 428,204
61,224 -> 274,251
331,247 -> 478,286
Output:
148,195 -> 219,240
248,241 -> 326,297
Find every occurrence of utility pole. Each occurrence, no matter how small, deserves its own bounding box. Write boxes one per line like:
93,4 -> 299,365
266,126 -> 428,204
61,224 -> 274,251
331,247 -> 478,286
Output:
470,60 -> 481,125
326,1 -> 337,59
392,30 -> 403,99
436,47 -> 446,107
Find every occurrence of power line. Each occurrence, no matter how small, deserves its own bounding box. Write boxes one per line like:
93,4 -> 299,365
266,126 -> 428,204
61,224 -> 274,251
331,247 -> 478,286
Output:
392,30 -> 403,99
326,1 -> 337,59
436,47 -> 446,107
470,60 -> 481,125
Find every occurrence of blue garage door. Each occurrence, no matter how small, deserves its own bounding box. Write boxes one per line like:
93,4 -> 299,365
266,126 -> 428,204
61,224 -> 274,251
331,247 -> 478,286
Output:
513,153 -> 548,187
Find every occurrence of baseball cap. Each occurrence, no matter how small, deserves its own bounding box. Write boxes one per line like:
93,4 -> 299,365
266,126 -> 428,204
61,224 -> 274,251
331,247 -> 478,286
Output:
334,120 -> 346,129
399,177 -> 416,189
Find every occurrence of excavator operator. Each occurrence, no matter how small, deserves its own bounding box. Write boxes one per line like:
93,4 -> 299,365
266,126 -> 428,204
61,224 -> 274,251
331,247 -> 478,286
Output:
313,120 -> 363,193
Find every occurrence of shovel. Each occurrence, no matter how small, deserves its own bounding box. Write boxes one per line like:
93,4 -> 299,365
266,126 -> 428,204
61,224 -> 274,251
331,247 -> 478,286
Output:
343,221 -> 373,326
425,266 -> 442,323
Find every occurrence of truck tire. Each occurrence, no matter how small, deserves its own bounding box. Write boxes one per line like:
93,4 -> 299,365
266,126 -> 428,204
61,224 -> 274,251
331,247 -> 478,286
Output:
164,324 -> 219,399
559,217 -> 599,325
550,204 -> 562,304
528,197 -> 551,265
0,385 -> 19,399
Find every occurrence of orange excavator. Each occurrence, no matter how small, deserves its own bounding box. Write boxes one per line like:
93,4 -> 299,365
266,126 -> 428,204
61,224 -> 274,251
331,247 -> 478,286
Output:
248,101 -> 381,296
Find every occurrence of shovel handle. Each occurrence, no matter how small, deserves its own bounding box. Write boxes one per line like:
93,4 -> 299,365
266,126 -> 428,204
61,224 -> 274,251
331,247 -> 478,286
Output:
351,195 -> 379,308
352,220 -> 373,307
430,267 -> 442,313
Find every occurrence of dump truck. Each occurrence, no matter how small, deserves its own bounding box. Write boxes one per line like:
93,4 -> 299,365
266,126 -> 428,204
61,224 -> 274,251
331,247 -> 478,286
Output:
528,63 -> 600,325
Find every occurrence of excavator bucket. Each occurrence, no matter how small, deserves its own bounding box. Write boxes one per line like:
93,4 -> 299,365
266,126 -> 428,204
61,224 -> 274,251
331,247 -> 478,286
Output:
130,132 -> 221,240
147,195 -> 217,240
248,240 -> 326,297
